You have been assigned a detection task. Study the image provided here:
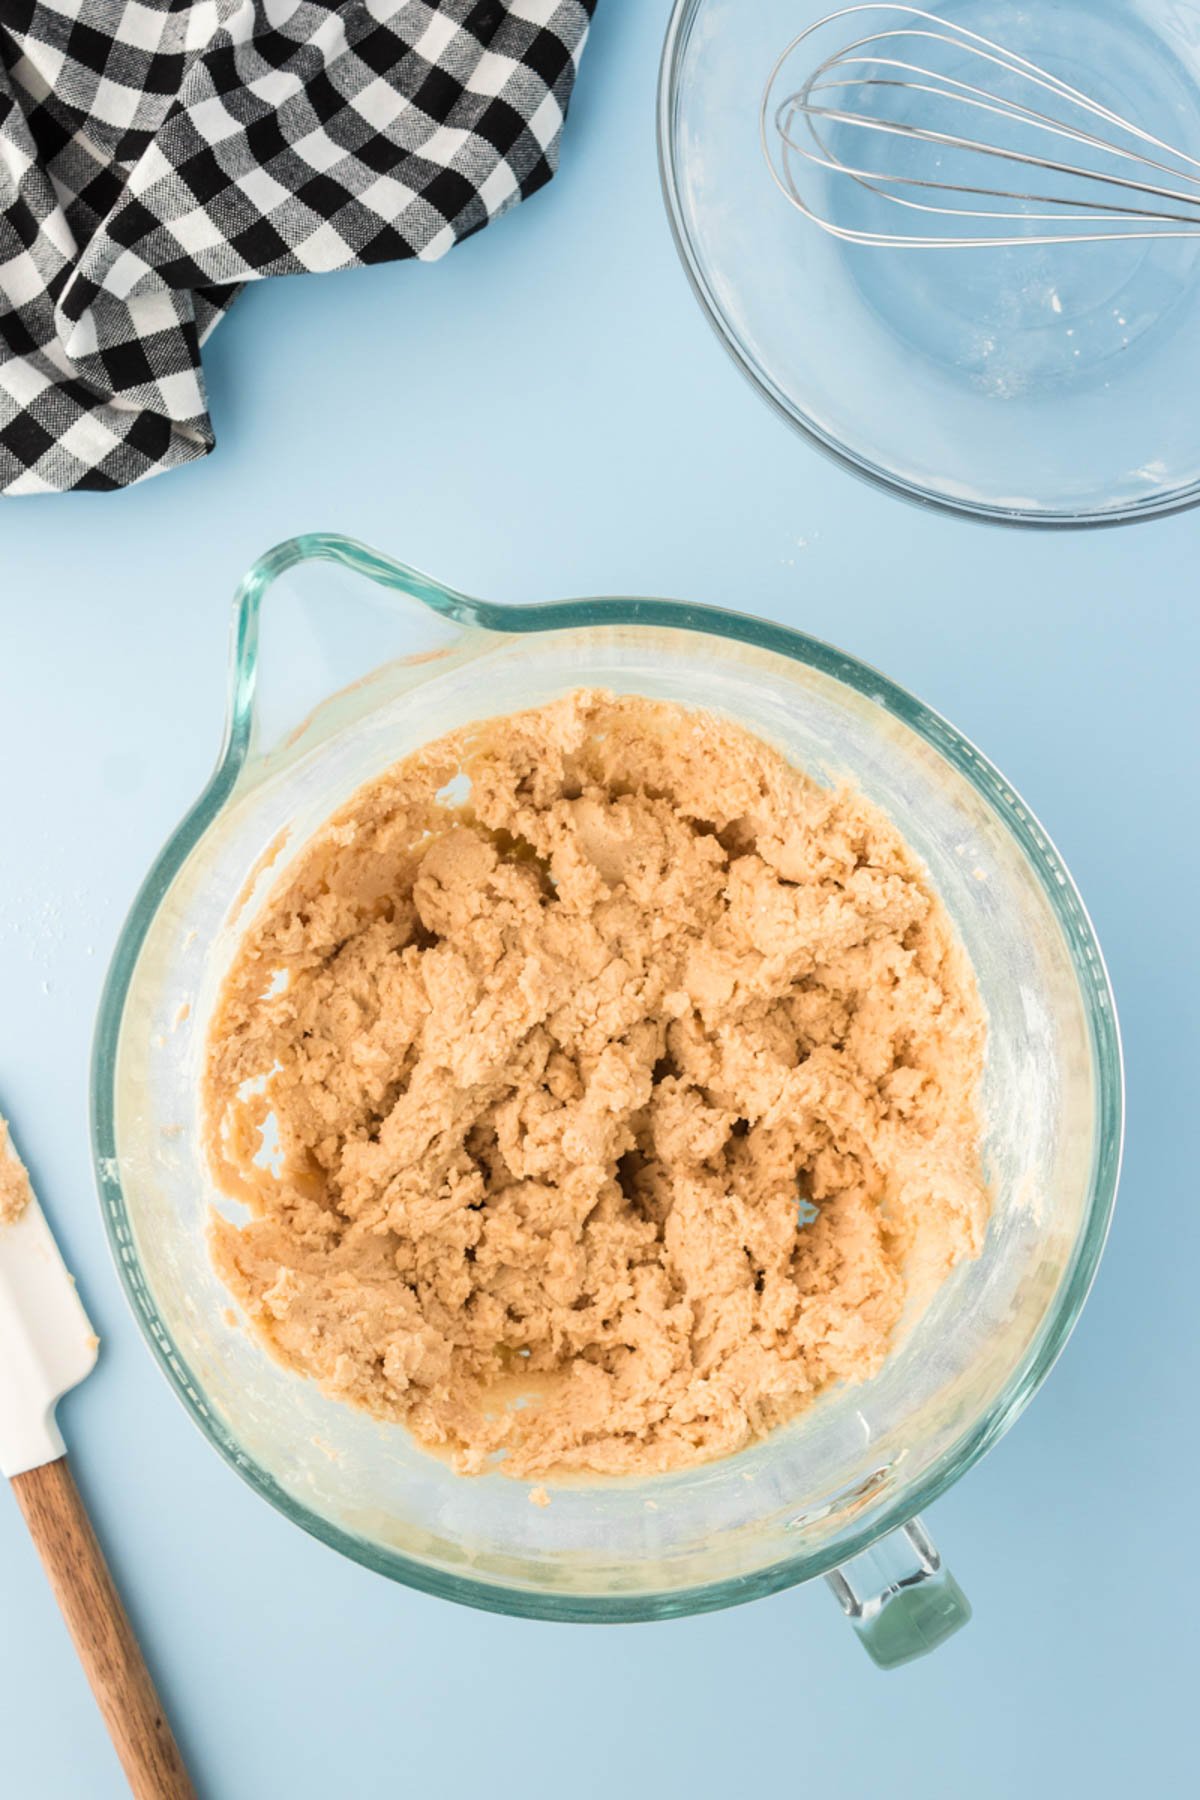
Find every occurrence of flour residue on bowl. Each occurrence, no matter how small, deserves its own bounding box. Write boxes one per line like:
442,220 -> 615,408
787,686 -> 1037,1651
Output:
203,691 -> 989,1478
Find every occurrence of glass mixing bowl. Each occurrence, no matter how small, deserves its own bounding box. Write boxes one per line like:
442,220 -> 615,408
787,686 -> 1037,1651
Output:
91,535 -> 1121,1665
659,0 -> 1200,525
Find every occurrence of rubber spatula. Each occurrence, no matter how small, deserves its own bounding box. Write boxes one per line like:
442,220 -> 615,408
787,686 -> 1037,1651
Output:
0,1114 -> 194,1799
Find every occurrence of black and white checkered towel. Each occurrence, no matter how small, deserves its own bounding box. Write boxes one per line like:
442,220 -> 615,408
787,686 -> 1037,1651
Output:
0,1 -> 594,495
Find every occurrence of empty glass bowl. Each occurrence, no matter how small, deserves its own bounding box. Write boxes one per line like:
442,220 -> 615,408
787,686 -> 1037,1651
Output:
659,0 -> 1200,524
92,536 -> 1121,1664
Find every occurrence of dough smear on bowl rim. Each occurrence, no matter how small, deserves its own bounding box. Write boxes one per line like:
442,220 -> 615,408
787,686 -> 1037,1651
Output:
0,1116 -> 33,1227
204,690 -> 989,1478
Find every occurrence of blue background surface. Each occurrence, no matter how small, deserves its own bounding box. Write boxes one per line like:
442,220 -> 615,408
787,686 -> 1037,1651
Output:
1,4 -> 1196,1795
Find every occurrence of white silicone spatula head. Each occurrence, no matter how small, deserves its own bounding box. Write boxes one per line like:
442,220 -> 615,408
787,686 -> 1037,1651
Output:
0,1114 -> 98,1478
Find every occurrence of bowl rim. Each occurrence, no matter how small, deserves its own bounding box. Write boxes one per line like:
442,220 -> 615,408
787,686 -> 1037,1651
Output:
90,532 -> 1124,1622
656,0 -> 1200,531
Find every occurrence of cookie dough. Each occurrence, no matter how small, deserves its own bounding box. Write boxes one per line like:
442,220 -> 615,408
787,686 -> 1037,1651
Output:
0,1117 -> 33,1226
204,692 -> 988,1477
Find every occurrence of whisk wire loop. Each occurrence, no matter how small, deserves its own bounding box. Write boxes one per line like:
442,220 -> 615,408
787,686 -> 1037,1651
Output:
763,4 -> 1200,248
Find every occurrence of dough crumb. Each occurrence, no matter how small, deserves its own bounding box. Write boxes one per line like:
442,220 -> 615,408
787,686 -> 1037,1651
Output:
204,692 -> 988,1479
528,1486 -> 551,1508
0,1116 -> 34,1226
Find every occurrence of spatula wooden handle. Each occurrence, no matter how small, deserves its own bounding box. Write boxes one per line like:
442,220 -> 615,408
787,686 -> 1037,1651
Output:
11,1455 -> 195,1800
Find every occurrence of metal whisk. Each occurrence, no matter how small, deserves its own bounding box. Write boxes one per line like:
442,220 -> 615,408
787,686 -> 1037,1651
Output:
762,4 -> 1200,248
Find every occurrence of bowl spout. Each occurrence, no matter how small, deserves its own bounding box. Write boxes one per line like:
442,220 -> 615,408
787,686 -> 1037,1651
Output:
225,534 -> 489,779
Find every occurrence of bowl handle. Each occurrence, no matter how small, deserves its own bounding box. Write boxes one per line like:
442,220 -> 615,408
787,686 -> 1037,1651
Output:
825,1517 -> 970,1668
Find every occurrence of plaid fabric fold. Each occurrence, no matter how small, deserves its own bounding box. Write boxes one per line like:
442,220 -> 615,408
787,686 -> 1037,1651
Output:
0,0 -> 594,494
